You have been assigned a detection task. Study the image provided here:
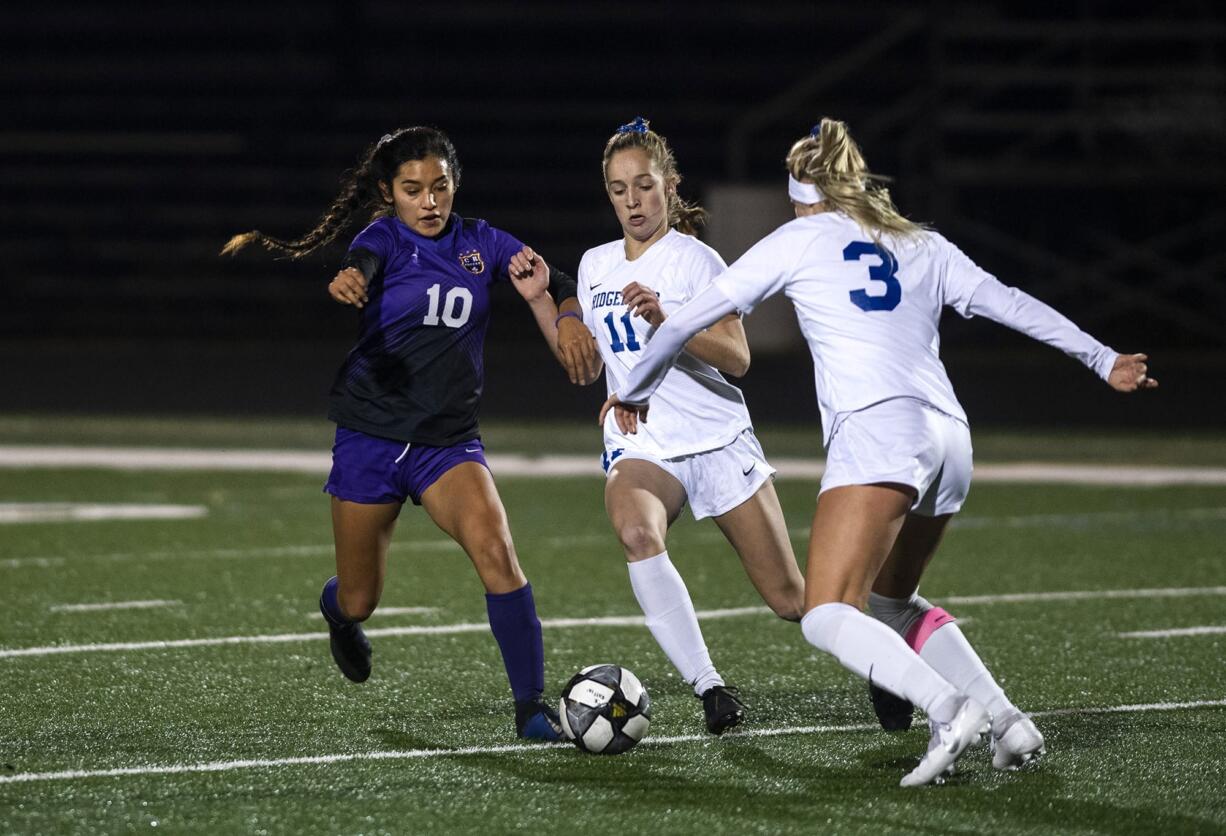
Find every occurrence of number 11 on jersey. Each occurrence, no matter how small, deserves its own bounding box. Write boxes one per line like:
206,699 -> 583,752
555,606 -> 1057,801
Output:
604,311 -> 642,353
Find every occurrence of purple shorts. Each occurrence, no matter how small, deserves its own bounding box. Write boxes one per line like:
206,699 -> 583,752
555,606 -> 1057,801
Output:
324,428 -> 488,506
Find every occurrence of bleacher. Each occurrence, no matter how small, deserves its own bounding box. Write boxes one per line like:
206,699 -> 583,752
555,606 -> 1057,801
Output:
3,1 -> 1222,353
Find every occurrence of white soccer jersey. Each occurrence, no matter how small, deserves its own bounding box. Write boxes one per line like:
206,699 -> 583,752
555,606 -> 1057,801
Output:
578,229 -> 752,459
706,212 -> 1115,442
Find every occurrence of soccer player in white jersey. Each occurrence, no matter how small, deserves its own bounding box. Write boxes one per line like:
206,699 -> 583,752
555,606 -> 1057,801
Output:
513,118 -> 805,735
600,118 -> 1157,784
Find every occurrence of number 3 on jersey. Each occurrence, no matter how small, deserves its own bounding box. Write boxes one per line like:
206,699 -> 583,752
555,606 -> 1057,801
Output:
604,311 -> 641,353
423,283 -> 473,327
844,241 -> 901,312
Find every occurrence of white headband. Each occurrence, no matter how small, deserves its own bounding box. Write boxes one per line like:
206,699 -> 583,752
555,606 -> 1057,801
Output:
788,174 -> 823,205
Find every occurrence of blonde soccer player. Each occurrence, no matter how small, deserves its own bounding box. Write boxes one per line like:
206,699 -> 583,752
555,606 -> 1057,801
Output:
512,117 -> 805,735
600,119 -> 1156,784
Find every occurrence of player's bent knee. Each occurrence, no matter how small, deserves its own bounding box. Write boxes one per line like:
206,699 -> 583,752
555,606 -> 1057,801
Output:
465,531 -> 520,575
772,599 -> 805,623
473,532 -> 515,562
764,584 -> 806,621
616,523 -> 666,560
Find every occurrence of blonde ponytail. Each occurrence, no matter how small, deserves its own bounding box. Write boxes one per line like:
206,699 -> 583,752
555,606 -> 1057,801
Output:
786,118 -> 923,239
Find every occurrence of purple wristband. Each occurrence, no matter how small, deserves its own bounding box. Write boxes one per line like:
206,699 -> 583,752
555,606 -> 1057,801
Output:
555,310 -> 581,328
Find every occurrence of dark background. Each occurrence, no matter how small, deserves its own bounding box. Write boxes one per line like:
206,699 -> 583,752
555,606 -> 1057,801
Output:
4,1 -> 1223,430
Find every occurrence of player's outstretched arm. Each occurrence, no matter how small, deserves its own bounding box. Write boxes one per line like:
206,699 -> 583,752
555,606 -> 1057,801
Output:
509,247 -> 602,384
329,267 -> 368,308
963,277 -> 1130,383
616,282 -> 740,407
509,246 -> 562,355
556,299 -> 602,385
622,281 -> 749,377
1107,353 -> 1158,393
681,315 -> 749,377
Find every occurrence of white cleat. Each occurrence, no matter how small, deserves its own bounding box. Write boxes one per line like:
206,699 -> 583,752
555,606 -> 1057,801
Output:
991,711 -> 1045,770
900,698 -> 991,787
920,718 -> 959,780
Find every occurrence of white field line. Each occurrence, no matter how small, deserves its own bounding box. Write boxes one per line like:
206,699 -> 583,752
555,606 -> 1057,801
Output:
950,507 -> 1226,530
970,464 -> 1226,486
0,503 -> 207,524
3,534 -> 608,570
0,606 -> 769,659
0,447 -> 332,472
944,585 -> 1226,605
1118,625 -> 1226,639
336,606 -> 438,618
0,698 -> 1221,786
49,600 -> 181,613
4,446 -> 1226,485
6,503 -> 1224,571
1,558 -> 65,569
305,606 -> 439,620
4,585 -> 1223,659
1,541 -> 462,569
783,507 -> 1226,540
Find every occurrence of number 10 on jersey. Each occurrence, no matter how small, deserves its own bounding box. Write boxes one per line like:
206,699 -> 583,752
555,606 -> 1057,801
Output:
604,311 -> 642,353
423,284 -> 474,327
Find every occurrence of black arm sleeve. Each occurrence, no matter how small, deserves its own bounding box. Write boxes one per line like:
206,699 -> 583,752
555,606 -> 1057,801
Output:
340,247 -> 382,280
548,266 -> 578,304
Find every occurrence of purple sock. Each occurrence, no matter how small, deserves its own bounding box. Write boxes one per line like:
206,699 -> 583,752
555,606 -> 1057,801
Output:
320,576 -> 349,626
485,582 -> 545,703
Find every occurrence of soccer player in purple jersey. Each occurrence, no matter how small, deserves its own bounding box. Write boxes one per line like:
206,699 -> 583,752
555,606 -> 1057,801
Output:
223,126 -> 595,740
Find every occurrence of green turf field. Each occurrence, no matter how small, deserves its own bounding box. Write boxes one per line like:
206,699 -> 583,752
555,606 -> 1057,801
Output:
2,418 -> 1225,834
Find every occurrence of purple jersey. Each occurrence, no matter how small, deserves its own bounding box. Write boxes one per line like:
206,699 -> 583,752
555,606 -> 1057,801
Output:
328,213 -> 524,445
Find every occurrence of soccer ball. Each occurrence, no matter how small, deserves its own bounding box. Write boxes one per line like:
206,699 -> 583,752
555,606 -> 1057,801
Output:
558,664 -> 652,754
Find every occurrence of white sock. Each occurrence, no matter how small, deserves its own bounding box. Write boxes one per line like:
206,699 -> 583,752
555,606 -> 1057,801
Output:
627,552 -> 723,696
919,625 -> 1016,721
801,602 -> 960,723
867,592 -> 1017,720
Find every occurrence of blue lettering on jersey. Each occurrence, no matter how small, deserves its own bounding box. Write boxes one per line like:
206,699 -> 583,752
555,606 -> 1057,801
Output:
603,311 -> 641,353
591,288 -> 641,354
592,290 -> 623,308
844,240 -> 902,312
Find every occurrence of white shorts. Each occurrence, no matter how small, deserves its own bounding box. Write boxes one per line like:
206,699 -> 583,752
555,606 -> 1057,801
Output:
821,397 -> 973,517
603,429 -> 776,520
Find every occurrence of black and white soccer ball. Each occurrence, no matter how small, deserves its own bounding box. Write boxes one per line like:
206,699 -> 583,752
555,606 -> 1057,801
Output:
559,664 -> 652,754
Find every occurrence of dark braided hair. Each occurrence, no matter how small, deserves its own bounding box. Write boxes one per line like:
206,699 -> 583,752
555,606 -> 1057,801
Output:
221,127 -> 462,258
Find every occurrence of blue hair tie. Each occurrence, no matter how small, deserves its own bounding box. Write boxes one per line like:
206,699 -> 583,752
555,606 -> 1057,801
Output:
810,123 -> 822,138
617,116 -> 650,134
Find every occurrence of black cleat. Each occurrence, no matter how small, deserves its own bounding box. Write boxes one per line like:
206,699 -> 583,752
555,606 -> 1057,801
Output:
320,594 -> 371,683
515,697 -> 563,741
699,684 -> 747,735
869,681 -> 914,731
327,621 -> 372,682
